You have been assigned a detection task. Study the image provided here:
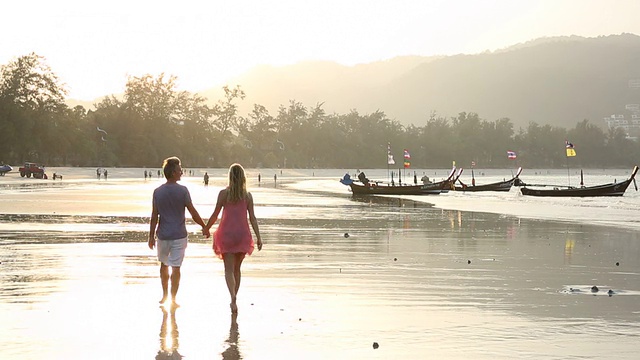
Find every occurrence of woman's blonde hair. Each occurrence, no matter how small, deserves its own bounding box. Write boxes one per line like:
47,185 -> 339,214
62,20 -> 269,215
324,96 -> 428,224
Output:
226,163 -> 247,203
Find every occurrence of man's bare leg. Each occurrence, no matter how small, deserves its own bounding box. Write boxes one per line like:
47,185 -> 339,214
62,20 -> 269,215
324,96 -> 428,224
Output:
170,266 -> 181,307
159,264 -> 169,304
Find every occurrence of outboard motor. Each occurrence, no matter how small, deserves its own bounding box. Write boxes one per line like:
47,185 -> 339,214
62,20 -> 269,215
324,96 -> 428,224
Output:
340,173 -> 353,185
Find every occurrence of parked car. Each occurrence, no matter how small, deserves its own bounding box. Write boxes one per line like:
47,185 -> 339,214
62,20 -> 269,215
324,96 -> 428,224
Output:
19,162 -> 47,179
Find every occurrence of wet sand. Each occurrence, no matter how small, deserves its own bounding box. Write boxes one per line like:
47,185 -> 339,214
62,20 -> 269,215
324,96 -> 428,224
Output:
1,169 -> 640,359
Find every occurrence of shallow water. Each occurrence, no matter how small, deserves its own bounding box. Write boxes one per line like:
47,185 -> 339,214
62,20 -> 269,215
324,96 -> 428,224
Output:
1,168 -> 640,359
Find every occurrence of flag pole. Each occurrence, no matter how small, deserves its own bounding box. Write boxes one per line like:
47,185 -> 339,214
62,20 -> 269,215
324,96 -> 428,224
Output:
387,155 -> 390,183
387,142 -> 390,183
566,157 -> 570,187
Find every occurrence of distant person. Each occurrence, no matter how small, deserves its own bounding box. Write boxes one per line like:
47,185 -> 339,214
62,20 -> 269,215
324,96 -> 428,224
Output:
104,169 -> 108,180
203,172 -> 209,186
96,168 -> 101,180
274,173 -> 277,185
144,170 -> 148,179
258,173 -> 261,184
149,156 -> 206,307
158,170 -> 161,178
204,163 -> 263,313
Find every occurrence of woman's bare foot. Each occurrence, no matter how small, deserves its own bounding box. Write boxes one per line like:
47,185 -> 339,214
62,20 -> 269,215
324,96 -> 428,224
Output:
230,302 -> 238,313
159,294 -> 168,304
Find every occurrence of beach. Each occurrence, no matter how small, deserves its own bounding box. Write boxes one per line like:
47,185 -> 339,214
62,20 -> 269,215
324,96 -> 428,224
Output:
1,167 -> 640,359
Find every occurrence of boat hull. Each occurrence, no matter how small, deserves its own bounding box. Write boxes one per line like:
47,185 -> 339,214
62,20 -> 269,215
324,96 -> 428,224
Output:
520,166 -> 637,197
455,167 -> 522,192
520,183 -> 630,197
454,180 -> 514,192
348,183 -> 442,195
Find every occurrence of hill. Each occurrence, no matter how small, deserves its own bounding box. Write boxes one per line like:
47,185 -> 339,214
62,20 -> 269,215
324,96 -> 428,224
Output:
200,33 -> 640,130
380,33 -> 640,129
69,34 -> 640,130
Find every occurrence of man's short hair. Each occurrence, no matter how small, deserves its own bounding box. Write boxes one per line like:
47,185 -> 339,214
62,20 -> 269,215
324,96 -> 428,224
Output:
162,157 -> 181,179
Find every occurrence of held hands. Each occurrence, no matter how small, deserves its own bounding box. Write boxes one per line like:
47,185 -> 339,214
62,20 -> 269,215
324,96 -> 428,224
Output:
202,226 -> 211,238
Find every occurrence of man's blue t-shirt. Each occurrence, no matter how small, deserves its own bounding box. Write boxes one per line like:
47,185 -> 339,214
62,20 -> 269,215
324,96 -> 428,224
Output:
153,183 -> 192,240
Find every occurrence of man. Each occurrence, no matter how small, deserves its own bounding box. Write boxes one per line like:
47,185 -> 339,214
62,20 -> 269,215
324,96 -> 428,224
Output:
149,156 -> 206,307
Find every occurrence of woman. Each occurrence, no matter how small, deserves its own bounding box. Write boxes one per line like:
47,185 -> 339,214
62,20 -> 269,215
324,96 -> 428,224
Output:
204,163 -> 263,313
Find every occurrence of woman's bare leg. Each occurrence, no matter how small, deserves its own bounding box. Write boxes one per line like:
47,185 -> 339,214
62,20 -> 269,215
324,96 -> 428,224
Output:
222,254 -> 238,312
234,253 -> 245,295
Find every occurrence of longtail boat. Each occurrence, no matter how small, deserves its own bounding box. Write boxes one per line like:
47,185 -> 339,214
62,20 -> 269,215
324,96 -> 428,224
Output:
340,168 -> 460,196
520,166 -> 638,197
455,167 -> 523,192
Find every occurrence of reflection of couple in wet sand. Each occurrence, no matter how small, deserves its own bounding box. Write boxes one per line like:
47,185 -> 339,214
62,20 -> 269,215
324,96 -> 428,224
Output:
155,308 -> 241,360
221,313 -> 241,360
156,306 -> 182,360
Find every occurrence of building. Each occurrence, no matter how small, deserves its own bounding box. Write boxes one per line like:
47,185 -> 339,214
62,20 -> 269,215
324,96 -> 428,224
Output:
604,113 -> 640,141
603,80 -> 640,140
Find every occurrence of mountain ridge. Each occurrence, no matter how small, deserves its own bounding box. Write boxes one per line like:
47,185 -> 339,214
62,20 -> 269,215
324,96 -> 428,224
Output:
68,33 -> 640,130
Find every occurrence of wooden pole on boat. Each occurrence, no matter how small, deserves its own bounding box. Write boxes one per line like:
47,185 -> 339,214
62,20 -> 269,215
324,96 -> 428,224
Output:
580,169 -> 584,187
386,142 -> 393,183
566,155 -> 571,187
471,167 -> 475,186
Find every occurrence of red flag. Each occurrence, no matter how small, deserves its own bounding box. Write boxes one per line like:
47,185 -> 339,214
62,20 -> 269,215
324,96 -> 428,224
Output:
403,149 -> 411,168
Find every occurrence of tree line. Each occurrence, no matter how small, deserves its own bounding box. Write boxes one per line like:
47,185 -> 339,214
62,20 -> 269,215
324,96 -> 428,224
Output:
1,53 -> 638,169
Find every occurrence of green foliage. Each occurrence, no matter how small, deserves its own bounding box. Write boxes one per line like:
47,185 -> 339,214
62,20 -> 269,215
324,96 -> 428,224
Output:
0,53 -> 68,163
0,53 -> 639,169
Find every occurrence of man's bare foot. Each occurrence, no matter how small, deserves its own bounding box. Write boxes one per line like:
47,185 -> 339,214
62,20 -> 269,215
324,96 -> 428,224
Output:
170,300 -> 180,309
159,295 -> 168,304
230,302 -> 238,313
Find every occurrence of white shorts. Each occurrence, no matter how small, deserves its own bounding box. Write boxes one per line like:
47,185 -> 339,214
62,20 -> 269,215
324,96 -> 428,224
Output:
157,236 -> 188,267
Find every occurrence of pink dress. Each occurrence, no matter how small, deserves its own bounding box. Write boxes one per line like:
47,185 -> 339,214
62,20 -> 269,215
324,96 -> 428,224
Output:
213,199 -> 255,258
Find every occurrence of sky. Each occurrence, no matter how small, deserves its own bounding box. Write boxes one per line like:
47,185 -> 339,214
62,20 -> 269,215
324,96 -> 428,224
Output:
2,0 -> 640,100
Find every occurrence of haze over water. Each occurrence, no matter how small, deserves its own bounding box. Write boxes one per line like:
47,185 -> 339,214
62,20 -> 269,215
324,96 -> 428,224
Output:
1,167 -> 639,359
